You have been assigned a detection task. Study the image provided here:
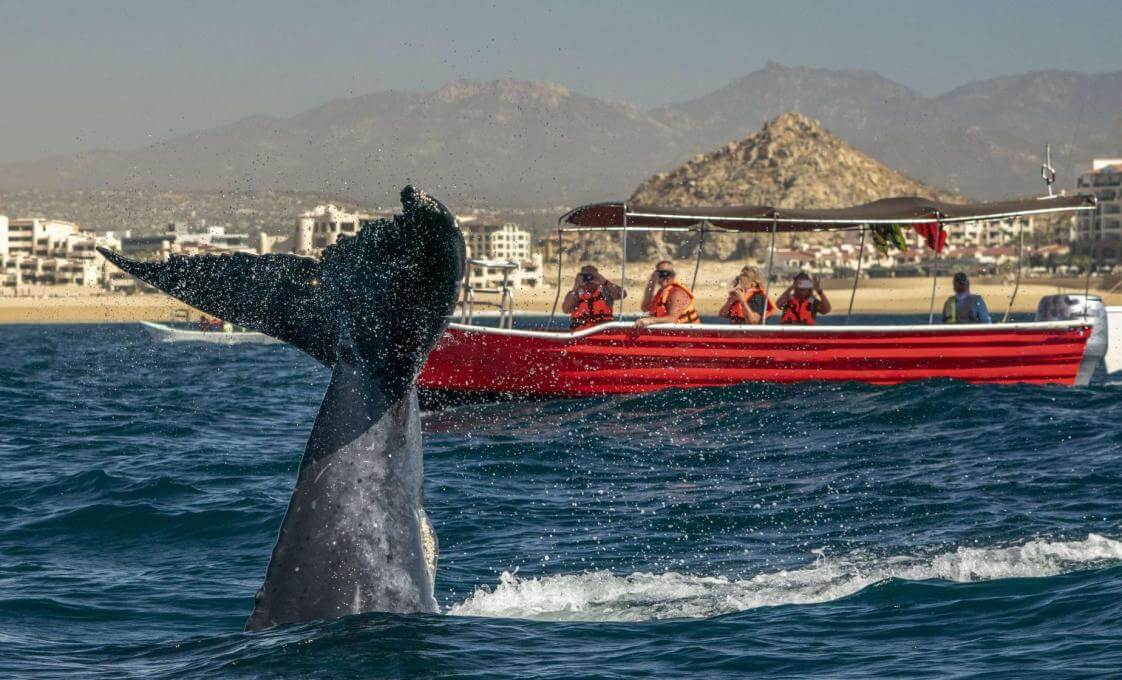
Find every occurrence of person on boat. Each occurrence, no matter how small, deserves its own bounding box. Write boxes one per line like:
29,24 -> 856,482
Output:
562,265 -> 625,331
942,272 -> 992,324
197,315 -> 223,331
776,272 -> 831,325
718,266 -> 775,324
636,261 -> 700,329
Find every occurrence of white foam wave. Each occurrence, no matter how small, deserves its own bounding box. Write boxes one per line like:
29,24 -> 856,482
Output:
449,534 -> 1122,622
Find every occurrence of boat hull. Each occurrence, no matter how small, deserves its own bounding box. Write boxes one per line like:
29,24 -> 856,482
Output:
417,321 -> 1094,399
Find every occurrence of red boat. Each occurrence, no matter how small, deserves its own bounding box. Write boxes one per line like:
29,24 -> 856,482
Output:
419,193 -> 1107,403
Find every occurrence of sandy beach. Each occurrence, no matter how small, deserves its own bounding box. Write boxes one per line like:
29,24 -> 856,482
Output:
3,262 -> 1120,324
0,293 -> 183,324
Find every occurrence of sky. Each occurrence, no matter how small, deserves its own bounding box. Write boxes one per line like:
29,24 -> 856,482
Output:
2,0 -> 1121,164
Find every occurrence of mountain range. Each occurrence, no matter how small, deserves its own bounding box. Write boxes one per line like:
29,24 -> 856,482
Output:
1,62 -> 1118,207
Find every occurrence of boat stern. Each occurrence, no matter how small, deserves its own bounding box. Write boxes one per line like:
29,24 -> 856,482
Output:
1036,294 -> 1107,386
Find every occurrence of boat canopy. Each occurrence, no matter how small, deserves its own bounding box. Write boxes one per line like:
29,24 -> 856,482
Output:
561,194 -> 1097,232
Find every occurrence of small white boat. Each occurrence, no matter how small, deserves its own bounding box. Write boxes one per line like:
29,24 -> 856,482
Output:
140,320 -> 279,345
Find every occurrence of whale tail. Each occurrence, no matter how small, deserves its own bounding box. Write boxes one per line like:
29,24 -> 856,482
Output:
97,186 -> 456,368
98,246 -> 338,364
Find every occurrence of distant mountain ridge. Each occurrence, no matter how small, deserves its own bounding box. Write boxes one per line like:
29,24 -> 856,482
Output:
0,63 -> 1118,206
654,62 -> 1122,200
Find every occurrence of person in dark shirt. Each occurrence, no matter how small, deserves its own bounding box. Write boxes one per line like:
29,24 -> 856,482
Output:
562,264 -> 625,331
942,272 -> 992,323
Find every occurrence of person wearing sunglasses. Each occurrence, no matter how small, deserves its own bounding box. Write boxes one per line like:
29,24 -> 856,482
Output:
776,272 -> 831,325
636,260 -> 700,329
718,266 -> 776,324
562,264 -> 626,331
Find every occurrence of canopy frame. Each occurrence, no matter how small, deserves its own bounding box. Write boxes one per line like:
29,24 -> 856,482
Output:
561,195 -> 1097,233
543,193 -> 1096,329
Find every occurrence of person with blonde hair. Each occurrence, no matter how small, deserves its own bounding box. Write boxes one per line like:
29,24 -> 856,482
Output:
718,266 -> 775,324
635,260 -> 700,329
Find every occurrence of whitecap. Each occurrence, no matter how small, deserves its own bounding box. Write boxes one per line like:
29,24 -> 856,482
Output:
449,534 -> 1122,622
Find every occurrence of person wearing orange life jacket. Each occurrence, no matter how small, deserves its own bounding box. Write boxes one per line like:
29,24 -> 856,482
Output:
776,272 -> 832,325
635,260 -> 700,329
718,266 -> 776,324
562,264 -> 626,330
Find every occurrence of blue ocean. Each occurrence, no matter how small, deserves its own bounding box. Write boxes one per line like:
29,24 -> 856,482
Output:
3,321 -> 1122,678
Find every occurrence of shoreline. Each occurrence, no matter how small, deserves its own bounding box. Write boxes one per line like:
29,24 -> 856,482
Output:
3,276 -> 1120,324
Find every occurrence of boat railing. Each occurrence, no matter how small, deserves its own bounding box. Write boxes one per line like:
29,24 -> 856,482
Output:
457,258 -> 517,329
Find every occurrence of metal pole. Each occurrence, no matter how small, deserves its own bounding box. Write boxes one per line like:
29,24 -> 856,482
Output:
620,204 -> 628,318
761,217 -> 778,325
1002,219 -> 1025,323
690,223 -> 706,291
547,222 -> 564,329
460,258 -> 470,324
927,222 -> 943,324
846,226 -> 866,324
1084,218 -> 1097,312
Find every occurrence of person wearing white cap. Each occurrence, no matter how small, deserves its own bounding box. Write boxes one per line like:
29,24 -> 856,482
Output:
776,272 -> 831,325
942,272 -> 991,323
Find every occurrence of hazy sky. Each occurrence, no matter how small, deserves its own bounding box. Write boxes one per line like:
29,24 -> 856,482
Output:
2,0 -> 1121,164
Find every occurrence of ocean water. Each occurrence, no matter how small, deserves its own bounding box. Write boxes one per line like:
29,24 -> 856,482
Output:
2,322 -> 1121,678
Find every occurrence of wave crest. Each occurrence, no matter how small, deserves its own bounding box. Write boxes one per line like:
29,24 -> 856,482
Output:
449,534 -> 1122,622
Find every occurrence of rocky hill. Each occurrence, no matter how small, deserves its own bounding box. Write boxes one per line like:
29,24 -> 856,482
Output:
654,62 -> 1122,200
631,111 -> 956,208
617,112 -> 957,261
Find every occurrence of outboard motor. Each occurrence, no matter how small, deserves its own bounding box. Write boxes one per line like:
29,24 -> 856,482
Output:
1035,294 -> 1107,386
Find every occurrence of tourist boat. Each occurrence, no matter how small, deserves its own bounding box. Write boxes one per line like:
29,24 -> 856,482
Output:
418,192 -> 1110,403
141,311 -> 279,345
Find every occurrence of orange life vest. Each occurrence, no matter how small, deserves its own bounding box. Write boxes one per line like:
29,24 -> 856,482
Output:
570,286 -> 614,330
780,296 -> 818,325
649,282 -> 700,324
725,287 -> 776,323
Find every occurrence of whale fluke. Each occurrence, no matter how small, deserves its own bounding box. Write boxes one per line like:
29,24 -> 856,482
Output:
97,247 -> 337,365
99,186 -> 465,630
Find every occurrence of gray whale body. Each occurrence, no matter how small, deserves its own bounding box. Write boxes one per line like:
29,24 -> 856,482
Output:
98,187 -> 464,630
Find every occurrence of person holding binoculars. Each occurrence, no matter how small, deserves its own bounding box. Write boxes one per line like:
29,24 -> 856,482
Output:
562,264 -> 626,330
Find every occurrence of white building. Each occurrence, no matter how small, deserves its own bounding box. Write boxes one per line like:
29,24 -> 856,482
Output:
1076,159 -> 1122,242
2,217 -> 90,257
119,222 -> 254,260
166,222 -> 249,250
0,216 -> 120,290
464,223 -> 532,262
956,216 -> 1032,249
294,204 -> 378,255
462,222 -> 541,289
